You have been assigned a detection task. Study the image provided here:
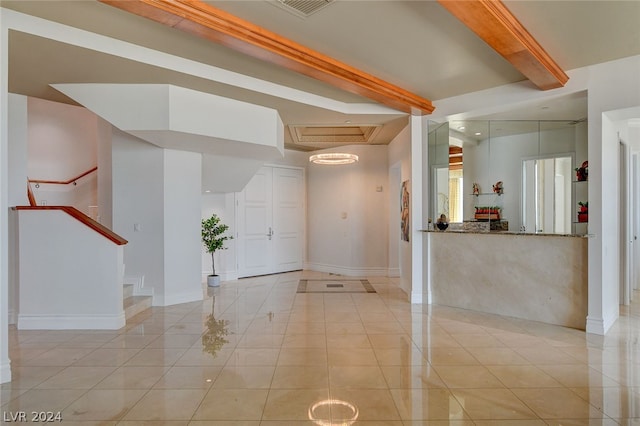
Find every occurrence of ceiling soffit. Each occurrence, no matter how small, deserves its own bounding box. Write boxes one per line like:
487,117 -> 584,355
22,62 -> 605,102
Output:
288,124 -> 382,150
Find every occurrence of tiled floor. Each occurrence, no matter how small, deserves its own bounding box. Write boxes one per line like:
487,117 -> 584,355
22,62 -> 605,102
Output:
2,270 -> 640,424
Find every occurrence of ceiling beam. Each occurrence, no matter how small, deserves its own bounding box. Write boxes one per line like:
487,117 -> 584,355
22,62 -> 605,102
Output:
99,0 -> 434,115
438,0 -> 569,90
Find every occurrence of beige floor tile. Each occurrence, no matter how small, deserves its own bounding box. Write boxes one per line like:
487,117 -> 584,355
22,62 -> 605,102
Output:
1,366 -> 64,389
569,386 -> 640,419
328,348 -> 379,366
124,348 -> 188,367
153,366 -> 222,389
62,389 -> 146,421
329,366 -> 387,389
325,322 -> 367,335
285,321 -> 326,334
329,389 -> 401,421
422,347 -> 479,366
390,388 -> 469,420
466,347 -> 531,365
36,366 -> 116,389
95,366 -> 169,389
281,333 -> 326,349
20,347 -> 95,366
451,388 -> 537,419
8,271 -> 640,424
1,389 -> 85,415
450,333 -> 507,348
213,365 -> 275,389
277,348 -> 328,366
326,334 -> 371,349
512,388 -> 607,419
271,365 -> 328,389
380,364 -> 446,389
434,366 -> 505,388
262,389 -> 329,421
368,333 -> 416,349
374,347 -> 426,366
123,389 -> 208,420
487,364 -> 563,388
192,389 -> 269,421
514,346 -> 582,365
175,347 -> 234,366
147,334 -> 203,348
225,348 -> 280,366
73,348 -> 141,366
539,365 -> 622,387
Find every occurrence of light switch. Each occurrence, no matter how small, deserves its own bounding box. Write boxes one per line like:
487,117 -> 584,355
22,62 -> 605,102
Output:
341,212 -> 347,219
376,185 -> 383,192
134,223 -> 142,232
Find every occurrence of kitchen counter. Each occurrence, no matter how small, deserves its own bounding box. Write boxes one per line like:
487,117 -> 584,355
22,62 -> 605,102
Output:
425,230 -> 588,329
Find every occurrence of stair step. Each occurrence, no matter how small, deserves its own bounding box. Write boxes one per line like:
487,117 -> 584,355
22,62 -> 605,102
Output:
123,295 -> 152,320
124,284 -> 134,299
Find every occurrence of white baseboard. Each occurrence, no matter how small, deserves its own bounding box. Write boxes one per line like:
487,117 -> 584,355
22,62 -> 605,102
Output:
0,359 -> 11,384
586,313 -> 618,335
159,290 -> 203,307
304,262 -> 389,277
410,292 -> 423,304
202,270 -> 238,282
387,267 -> 400,277
17,312 -> 126,330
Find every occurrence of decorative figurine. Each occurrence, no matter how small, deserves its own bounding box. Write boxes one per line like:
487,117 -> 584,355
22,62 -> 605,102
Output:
492,181 -> 504,195
472,182 -> 480,195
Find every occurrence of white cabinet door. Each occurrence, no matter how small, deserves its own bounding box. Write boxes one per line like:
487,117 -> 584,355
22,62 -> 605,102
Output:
237,166 -> 303,278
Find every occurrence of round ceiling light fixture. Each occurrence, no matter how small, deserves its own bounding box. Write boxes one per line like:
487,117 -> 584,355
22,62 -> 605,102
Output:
309,153 -> 359,165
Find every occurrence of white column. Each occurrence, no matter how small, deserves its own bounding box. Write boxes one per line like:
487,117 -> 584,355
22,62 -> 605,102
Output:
410,115 -> 425,303
0,7 -> 12,383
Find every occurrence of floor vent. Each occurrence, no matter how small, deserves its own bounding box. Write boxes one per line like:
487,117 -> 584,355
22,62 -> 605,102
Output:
272,0 -> 335,18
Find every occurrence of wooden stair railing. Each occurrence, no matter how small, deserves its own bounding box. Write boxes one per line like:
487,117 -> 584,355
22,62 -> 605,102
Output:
29,166 -> 97,186
14,206 -> 128,245
27,182 -> 37,206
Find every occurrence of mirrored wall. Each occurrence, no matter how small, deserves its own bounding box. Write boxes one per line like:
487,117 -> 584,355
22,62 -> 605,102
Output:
429,118 -> 588,234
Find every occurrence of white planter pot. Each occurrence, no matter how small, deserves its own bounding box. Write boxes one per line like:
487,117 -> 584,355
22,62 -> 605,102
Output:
207,275 -> 221,287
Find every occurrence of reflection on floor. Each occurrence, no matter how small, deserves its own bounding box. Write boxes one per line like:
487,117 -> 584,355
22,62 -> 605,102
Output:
2,270 -> 640,424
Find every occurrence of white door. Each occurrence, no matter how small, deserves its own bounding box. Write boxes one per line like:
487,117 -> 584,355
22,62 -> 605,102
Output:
237,166 -> 304,278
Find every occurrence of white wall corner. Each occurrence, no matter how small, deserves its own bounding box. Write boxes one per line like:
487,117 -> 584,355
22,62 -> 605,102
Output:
387,267 -> 400,277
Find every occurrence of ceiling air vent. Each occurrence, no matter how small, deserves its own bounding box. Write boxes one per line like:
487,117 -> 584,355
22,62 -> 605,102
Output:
272,0 -> 335,18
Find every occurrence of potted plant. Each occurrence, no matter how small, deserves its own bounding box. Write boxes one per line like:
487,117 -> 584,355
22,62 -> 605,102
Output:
201,214 -> 233,287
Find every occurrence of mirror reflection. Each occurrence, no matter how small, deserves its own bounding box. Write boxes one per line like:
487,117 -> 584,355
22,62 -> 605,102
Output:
438,113 -> 587,235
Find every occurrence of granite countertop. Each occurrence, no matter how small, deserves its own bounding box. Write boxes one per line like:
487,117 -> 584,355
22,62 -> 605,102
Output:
419,229 -> 591,238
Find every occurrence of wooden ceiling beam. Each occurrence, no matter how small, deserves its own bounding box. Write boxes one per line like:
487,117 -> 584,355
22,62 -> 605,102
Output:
99,0 -> 434,115
438,0 -> 569,90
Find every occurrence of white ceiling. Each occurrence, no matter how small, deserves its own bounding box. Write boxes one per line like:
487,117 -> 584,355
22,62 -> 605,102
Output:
2,0 -> 639,150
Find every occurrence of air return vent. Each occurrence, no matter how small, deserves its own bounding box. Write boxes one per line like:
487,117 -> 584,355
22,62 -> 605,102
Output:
272,0 -> 335,18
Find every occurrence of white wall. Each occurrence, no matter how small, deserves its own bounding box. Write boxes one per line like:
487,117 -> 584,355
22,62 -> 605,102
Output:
97,118 -> 113,227
7,94 -> 28,326
307,145 -> 389,275
27,98 -> 98,215
388,123 -> 411,294
112,129 -> 165,302
17,209 -> 125,329
163,149 -> 203,305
